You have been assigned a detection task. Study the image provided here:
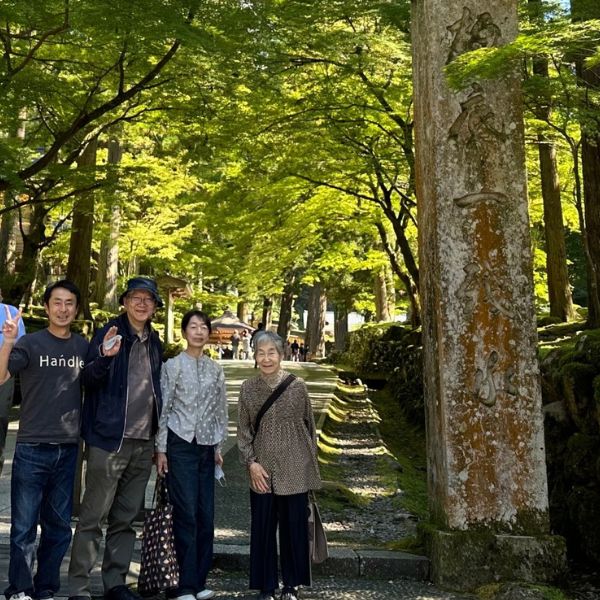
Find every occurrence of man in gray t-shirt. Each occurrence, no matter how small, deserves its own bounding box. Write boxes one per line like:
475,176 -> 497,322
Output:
8,328 -> 87,444
0,280 -> 116,600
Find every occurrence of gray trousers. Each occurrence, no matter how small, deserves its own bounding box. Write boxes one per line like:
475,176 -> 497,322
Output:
0,378 -> 15,456
68,438 -> 154,596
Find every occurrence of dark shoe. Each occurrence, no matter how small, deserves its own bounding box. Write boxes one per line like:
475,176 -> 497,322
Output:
257,593 -> 275,600
67,597 -> 89,600
280,588 -> 298,600
105,586 -> 142,600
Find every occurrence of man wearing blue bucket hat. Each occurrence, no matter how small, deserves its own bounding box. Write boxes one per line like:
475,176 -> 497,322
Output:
68,277 -> 164,600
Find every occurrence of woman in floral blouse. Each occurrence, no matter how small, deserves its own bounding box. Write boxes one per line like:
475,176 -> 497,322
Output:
237,331 -> 321,600
156,310 -> 228,600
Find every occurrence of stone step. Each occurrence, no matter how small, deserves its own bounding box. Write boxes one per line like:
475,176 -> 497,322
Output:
213,544 -> 430,580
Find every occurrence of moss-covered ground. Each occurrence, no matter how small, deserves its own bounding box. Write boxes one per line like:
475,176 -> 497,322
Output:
316,379 -> 428,552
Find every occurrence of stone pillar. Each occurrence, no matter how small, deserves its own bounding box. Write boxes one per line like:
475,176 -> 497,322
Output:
412,1 -> 566,590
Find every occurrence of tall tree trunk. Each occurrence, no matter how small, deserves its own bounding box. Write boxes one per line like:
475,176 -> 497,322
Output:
305,283 -> 327,359
23,253 -> 46,310
0,111 -> 27,278
385,264 -> 396,320
538,134 -> 576,320
402,272 -> 421,329
277,287 -> 295,340
528,0 -> 575,321
572,0 -> 600,327
261,296 -> 273,330
95,138 -> 122,310
375,221 -> 421,327
127,255 -> 139,277
237,300 -> 248,323
277,271 -> 298,340
66,137 -> 98,320
5,203 -> 46,305
334,306 -> 349,352
374,268 -> 391,322
0,193 -> 17,276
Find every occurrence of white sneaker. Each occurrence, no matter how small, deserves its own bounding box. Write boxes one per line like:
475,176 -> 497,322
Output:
10,594 -> 33,600
196,591 -> 215,600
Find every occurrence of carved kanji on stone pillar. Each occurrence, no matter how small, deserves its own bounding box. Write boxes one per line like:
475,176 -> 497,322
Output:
412,1 -> 566,590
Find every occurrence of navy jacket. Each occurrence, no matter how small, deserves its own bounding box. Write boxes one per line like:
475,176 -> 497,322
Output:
81,313 -> 163,452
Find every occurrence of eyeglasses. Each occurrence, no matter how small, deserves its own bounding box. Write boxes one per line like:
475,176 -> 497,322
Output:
128,295 -> 155,306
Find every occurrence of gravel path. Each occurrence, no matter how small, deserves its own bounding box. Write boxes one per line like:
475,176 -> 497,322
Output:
318,394 -> 419,548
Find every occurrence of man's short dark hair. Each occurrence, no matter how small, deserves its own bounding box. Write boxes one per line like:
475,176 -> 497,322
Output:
43,279 -> 81,307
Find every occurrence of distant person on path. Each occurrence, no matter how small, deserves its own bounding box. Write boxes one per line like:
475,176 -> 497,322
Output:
231,330 -> 241,359
0,288 -> 26,477
290,339 -> 299,362
299,343 -> 307,362
68,277 -> 164,600
250,322 -> 264,369
156,309 -> 228,600
0,281 -> 95,600
237,331 -> 322,600
241,330 -> 251,360
283,339 -> 291,361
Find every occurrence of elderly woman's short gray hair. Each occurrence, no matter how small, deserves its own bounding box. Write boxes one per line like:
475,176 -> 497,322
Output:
254,330 -> 284,356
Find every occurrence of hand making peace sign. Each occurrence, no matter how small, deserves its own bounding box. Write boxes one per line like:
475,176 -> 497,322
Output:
2,305 -> 22,342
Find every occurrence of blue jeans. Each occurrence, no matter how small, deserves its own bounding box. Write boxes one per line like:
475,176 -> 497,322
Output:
5,442 -> 78,600
166,430 -> 215,597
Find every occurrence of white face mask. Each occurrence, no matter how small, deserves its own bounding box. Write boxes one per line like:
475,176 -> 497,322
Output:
215,464 -> 226,487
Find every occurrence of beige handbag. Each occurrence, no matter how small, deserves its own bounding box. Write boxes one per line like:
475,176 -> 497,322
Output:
308,493 -> 328,563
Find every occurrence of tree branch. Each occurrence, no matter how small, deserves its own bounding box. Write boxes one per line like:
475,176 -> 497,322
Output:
1,1 -> 70,83
0,6 -> 195,191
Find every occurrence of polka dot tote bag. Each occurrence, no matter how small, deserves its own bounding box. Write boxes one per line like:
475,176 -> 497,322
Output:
138,477 -> 179,596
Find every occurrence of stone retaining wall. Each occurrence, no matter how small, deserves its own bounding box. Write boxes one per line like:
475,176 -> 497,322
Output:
540,330 -> 600,565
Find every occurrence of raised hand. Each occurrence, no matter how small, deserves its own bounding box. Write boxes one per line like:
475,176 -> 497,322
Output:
101,326 -> 122,357
2,305 -> 22,342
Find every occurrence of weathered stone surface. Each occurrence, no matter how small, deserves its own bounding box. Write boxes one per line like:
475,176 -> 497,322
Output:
311,547 -> 360,578
412,0 -> 566,588
425,530 -> 566,591
413,0 -> 550,531
357,549 -> 429,580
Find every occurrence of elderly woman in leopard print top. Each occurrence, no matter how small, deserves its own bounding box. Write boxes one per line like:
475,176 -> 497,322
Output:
237,331 -> 321,600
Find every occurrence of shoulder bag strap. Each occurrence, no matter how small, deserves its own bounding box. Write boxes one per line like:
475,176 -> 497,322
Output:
252,374 -> 297,442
